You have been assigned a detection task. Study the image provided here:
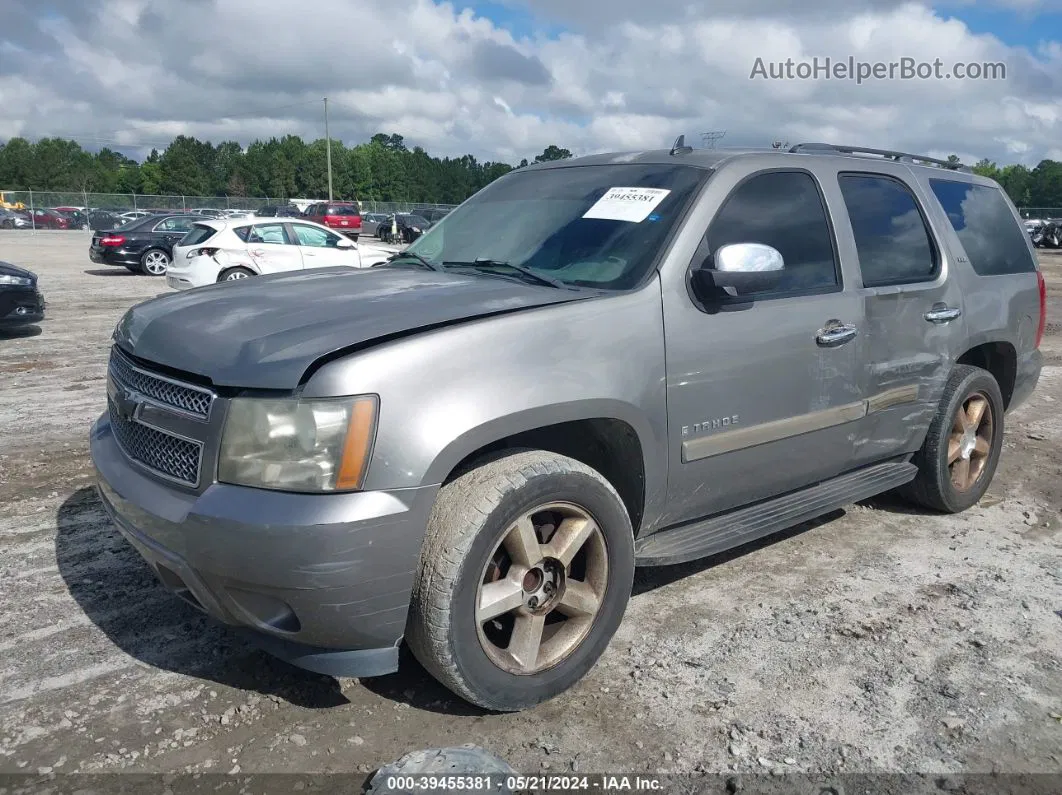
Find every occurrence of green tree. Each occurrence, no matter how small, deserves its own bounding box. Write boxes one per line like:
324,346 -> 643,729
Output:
533,145 -> 573,163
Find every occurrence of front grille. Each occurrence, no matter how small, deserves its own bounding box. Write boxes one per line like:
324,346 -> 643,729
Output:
109,348 -> 213,418
108,399 -> 202,486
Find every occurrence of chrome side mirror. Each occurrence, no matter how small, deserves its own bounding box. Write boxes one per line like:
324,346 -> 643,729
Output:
692,242 -> 785,298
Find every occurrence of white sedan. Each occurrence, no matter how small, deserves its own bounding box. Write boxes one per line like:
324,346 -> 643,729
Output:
166,217 -> 395,289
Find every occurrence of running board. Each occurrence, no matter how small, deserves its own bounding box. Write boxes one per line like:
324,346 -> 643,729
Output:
634,462 -> 917,567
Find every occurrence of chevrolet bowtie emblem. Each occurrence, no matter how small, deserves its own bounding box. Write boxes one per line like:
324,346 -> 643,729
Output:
113,388 -> 141,421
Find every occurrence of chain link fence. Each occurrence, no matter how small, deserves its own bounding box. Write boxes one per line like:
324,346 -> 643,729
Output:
0,190 -> 457,219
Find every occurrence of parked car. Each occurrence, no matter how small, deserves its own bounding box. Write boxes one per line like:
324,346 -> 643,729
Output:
0,260 -> 44,328
188,208 -> 226,218
0,208 -> 31,229
87,209 -> 124,231
1030,218 -> 1061,248
54,208 -> 90,229
302,201 -> 362,240
378,212 -> 430,244
118,210 -> 152,223
167,218 -> 373,289
90,142 -> 1044,712
256,205 -> 303,218
26,208 -> 72,229
359,212 -> 390,237
418,207 -> 452,226
88,214 -> 203,275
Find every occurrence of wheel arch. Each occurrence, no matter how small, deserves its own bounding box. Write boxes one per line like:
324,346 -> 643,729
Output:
956,339 -> 1018,410
423,401 -> 653,537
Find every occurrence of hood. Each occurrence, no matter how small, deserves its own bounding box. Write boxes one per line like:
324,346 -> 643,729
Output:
0,261 -> 36,282
115,266 -> 595,390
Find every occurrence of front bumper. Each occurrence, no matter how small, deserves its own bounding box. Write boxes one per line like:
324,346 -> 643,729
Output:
90,412 -> 438,677
0,287 -> 45,325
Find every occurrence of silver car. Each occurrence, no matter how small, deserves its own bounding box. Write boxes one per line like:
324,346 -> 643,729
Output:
90,142 -> 1044,711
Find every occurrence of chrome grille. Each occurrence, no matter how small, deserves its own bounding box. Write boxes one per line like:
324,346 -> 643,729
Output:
109,347 -> 213,419
108,399 -> 202,486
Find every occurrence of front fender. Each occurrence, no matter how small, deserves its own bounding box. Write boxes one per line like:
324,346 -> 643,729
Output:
301,283 -> 670,524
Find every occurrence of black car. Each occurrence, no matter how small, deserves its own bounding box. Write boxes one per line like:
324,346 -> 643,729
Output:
418,207 -> 452,226
378,213 -> 431,244
87,209 -> 124,231
88,214 -> 202,275
256,204 -> 302,217
0,261 -> 44,329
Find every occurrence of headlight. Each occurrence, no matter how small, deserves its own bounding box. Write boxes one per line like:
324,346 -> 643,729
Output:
218,395 -> 378,492
0,275 -> 32,286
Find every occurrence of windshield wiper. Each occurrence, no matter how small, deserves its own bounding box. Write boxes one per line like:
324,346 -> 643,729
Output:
442,259 -> 568,289
387,251 -> 438,270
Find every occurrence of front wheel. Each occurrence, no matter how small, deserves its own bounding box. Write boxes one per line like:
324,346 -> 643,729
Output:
407,450 -> 635,712
900,364 -> 1005,513
140,248 -> 170,276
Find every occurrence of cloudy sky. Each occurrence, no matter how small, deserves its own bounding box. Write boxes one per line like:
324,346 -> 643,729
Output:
1,0 -> 1061,166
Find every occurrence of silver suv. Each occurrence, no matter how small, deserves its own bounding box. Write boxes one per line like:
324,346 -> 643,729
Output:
90,142 -> 1046,711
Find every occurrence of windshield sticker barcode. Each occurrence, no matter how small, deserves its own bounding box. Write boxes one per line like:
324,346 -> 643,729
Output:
582,187 -> 671,223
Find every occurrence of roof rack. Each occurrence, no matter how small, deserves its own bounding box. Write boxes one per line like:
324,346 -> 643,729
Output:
787,142 -> 972,172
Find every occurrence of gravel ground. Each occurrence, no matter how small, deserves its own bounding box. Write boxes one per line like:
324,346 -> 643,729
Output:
0,230 -> 1060,780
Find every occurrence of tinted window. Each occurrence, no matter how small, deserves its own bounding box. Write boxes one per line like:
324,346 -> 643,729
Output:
325,204 -> 359,216
154,217 -> 196,232
929,179 -> 1037,276
403,163 -> 708,290
247,223 -> 289,244
292,224 -> 341,247
704,170 -> 838,295
180,225 -> 217,246
838,174 -> 937,287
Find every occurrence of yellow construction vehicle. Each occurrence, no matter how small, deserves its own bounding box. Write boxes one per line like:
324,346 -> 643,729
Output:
0,192 -> 26,210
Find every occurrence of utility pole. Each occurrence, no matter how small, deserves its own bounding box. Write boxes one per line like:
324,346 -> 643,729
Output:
324,97 -> 334,201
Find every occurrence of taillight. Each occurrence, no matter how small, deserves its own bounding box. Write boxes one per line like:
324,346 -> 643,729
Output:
99,235 -> 125,246
1035,271 -> 1046,349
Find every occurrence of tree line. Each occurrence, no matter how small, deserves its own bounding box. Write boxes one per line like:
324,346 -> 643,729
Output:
2,131 -> 1061,208
0,134 -> 574,203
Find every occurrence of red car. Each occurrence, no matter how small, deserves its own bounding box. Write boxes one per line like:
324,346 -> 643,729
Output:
302,202 -> 361,240
27,209 -> 72,229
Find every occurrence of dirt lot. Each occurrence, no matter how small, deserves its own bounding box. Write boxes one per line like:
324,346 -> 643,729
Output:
1,230 -> 1060,780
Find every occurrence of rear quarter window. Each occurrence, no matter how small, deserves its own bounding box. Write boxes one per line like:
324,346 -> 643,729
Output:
929,179 -> 1037,276
181,225 -> 218,246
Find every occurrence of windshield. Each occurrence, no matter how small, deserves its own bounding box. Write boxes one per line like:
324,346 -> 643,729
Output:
403,163 -> 707,290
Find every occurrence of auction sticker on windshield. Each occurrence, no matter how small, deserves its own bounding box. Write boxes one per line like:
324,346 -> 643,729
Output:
582,187 -> 671,223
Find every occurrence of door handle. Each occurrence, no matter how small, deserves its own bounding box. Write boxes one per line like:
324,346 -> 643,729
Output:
816,319 -> 858,347
924,303 -> 962,324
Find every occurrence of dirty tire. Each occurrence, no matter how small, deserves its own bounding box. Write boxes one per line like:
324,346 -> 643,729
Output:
900,364 -> 1005,513
365,746 -> 516,794
218,266 -> 255,282
406,449 -> 635,712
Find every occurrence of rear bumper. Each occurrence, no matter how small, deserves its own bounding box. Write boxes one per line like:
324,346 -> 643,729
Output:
90,246 -> 141,266
89,413 -> 439,677
1009,348 -> 1042,412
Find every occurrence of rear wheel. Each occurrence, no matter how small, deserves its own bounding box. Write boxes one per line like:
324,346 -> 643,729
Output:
407,449 -> 635,712
218,266 -> 255,282
900,365 -> 1004,513
140,248 -> 170,276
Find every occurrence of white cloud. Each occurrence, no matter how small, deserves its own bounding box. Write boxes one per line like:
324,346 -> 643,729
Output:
0,0 -> 1060,166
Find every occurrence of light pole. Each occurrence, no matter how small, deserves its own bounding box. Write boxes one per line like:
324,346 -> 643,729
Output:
324,97 -> 334,201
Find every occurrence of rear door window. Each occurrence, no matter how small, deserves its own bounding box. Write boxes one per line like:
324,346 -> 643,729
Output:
929,179 -> 1037,275
838,174 -> 939,287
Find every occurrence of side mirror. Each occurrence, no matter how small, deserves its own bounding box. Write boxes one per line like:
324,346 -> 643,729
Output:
336,237 -> 355,249
691,243 -> 784,300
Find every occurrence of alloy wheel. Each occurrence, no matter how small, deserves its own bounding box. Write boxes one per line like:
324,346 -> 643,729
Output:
225,271 -> 249,280
947,391 -> 994,492
143,250 -> 169,275
476,502 -> 608,675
